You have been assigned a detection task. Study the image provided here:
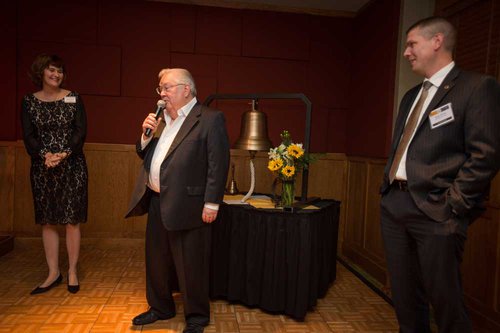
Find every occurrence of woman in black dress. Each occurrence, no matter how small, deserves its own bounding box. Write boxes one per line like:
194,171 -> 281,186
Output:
21,54 -> 88,294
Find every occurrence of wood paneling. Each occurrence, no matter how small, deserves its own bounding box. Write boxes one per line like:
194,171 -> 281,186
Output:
462,210 -> 499,316
85,145 -> 136,238
0,145 -> 15,233
345,160 -> 367,247
13,145 -> 34,235
342,157 -> 388,285
363,162 -> 386,262
1,142 -> 348,243
3,142 -> 146,238
490,173 -> 500,208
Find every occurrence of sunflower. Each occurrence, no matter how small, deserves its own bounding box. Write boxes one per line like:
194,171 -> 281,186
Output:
268,158 -> 283,171
281,165 -> 295,178
287,144 -> 304,159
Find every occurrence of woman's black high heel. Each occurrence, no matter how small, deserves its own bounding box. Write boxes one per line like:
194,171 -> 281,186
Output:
67,272 -> 80,294
30,273 -> 63,295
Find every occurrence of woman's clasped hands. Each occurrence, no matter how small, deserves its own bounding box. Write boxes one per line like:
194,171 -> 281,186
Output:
44,152 -> 68,168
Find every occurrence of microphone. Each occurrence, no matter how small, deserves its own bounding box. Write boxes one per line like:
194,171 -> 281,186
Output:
145,100 -> 166,137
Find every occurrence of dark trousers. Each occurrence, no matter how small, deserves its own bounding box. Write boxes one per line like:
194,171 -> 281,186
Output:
145,194 -> 211,326
380,186 -> 472,333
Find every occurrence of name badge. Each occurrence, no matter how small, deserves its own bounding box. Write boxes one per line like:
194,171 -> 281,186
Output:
64,96 -> 76,103
429,103 -> 454,129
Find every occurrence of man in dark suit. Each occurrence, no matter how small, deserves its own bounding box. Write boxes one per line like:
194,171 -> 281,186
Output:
380,17 -> 500,333
126,68 -> 230,333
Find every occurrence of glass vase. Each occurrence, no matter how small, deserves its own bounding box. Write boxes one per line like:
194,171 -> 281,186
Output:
281,180 -> 295,207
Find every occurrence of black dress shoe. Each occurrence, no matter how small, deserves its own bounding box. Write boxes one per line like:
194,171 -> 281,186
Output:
30,273 -> 63,295
183,322 -> 205,333
67,284 -> 80,294
132,309 -> 175,326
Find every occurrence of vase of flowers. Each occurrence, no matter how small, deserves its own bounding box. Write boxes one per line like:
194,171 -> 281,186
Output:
268,130 -> 309,208
280,180 -> 295,207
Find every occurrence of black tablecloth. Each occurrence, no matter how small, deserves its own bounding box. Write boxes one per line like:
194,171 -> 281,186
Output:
210,200 -> 340,320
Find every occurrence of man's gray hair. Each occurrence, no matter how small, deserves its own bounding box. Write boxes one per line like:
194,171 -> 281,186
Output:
158,68 -> 197,97
407,16 -> 456,52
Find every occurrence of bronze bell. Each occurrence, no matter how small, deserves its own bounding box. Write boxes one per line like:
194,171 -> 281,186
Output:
233,100 -> 272,151
226,164 -> 239,195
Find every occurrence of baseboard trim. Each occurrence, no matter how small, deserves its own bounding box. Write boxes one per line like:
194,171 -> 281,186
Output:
337,255 -> 393,306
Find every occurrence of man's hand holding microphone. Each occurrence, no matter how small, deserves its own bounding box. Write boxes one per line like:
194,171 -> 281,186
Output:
142,100 -> 166,140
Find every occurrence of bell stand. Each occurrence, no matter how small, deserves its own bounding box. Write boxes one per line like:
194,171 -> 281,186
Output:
203,93 -> 312,201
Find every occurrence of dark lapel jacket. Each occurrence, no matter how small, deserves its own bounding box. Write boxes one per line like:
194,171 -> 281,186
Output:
381,66 -> 500,222
125,103 -> 230,230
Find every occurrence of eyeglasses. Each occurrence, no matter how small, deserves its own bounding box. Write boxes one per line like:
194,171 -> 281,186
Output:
155,83 -> 186,95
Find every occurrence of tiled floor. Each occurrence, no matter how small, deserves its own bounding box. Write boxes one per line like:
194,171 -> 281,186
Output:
0,238 -> 401,332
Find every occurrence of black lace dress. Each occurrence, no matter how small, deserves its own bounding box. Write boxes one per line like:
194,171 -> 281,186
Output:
21,92 -> 88,225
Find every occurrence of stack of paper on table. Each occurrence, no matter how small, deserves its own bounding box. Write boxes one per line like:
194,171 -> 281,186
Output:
223,194 -> 319,210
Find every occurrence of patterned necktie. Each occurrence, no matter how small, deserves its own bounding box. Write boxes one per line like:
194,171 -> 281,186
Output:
389,80 -> 433,183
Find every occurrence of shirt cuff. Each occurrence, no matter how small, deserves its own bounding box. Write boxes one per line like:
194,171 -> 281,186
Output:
204,202 -> 219,211
141,135 -> 152,150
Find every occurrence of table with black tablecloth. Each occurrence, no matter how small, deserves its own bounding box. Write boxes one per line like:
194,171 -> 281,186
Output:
209,200 -> 340,320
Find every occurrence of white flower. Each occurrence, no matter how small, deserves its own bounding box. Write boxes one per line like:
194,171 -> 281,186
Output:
268,147 -> 280,160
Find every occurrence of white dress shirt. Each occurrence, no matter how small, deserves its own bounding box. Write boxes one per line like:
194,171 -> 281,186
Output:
141,97 -> 219,211
395,61 -> 455,180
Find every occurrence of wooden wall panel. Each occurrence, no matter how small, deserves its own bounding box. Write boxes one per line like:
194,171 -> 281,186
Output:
342,158 -> 388,284
308,154 -> 347,201
125,151 -> 149,238
462,211 -> 498,305
7,142 -> 144,238
493,208 -> 500,323
363,162 -> 386,263
344,161 -> 367,247
13,145 -> 35,236
2,142 -> 348,241
489,172 -> 500,208
0,145 -> 15,233
84,145 -> 134,238
307,154 -> 348,249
